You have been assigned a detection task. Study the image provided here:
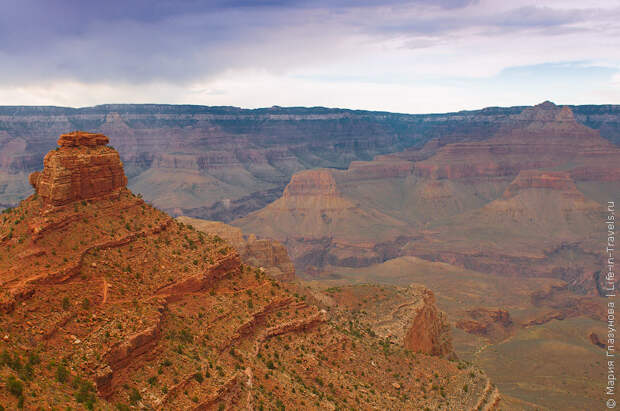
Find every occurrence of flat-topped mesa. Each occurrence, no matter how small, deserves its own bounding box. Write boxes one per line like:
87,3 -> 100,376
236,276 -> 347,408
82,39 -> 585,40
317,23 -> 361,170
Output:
29,131 -> 127,207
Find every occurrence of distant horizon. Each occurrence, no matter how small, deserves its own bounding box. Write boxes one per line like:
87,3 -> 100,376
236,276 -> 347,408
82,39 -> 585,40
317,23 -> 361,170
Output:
0,99 -> 617,116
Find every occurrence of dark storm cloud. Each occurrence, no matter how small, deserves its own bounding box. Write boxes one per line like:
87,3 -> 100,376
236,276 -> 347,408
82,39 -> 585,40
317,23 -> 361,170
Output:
0,0 -> 607,86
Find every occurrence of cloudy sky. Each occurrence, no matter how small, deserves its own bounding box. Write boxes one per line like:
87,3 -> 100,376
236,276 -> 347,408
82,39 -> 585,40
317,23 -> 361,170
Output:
1,0 -> 619,113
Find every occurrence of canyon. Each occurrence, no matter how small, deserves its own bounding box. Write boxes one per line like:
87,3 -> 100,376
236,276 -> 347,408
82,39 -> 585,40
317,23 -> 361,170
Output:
236,102 -> 618,288
0,132 -> 499,409
1,101 -> 618,410
0,103 -> 619,219
232,102 -> 618,410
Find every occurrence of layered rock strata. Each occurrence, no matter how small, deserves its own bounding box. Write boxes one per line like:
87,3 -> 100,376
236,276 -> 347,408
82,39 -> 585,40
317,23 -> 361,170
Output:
29,131 -> 127,207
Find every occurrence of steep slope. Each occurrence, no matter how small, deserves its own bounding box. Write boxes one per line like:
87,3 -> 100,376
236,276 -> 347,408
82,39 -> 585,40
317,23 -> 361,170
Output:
0,132 -> 497,410
237,169 -> 406,241
176,216 -> 296,282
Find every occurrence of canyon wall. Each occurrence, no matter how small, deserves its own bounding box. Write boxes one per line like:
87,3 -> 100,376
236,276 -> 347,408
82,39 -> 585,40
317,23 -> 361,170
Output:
316,283 -> 455,358
0,103 -> 618,218
236,103 -> 619,297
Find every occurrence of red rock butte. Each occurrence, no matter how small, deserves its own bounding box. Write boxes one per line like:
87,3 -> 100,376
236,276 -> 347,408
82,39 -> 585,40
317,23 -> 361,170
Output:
29,131 -> 127,207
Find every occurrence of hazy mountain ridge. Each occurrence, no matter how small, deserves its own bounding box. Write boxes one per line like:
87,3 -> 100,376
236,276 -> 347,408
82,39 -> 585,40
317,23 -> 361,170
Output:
1,102 -> 619,218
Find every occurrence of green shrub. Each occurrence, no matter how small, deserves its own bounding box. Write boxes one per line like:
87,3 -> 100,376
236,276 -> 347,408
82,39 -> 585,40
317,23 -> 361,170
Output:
178,328 -> 193,344
129,387 -> 141,405
74,377 -> 96,409
19,363 -> 33,381
0,350 -> 22,371
0,349 -> 10,366
27,352 -> 40,366
7,375 -> 23,397
56,364 -> 69,383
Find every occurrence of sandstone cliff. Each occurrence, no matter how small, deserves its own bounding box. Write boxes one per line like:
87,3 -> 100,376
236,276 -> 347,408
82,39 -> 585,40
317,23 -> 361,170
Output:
402,286 -> 454,357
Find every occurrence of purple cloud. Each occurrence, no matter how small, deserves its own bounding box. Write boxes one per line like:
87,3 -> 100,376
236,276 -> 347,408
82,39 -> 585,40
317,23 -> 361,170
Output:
0,0 -> 618,111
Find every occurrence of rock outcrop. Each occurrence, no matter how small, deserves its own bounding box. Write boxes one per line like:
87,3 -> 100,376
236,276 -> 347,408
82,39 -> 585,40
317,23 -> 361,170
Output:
455,308 -> 513,340
234,169 -> 408,273
29,131 -> 127,207
318,283 -> 455,358
402,286 -> 454,357
589,332 -> 605,349
501,170 -> 578,198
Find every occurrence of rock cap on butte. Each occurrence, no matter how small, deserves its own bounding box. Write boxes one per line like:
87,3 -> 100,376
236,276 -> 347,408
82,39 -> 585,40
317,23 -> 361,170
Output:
29,131 -> 127,207
57,131 -> 109,147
